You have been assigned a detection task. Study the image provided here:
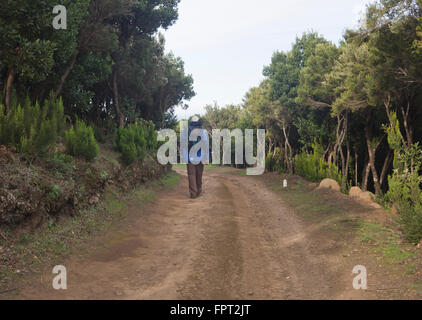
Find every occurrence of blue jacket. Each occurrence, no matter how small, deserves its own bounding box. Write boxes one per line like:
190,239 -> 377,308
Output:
181,120 -> 209,164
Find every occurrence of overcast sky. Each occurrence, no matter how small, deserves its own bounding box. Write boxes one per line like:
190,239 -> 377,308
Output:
163,0 -> 372,120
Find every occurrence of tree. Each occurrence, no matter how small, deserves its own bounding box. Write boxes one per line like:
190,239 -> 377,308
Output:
0,0 -> 58,114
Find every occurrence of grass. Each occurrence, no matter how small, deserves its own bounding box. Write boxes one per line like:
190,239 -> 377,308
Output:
360,221 -> 415,265
268,178 -> 342,221
263,172 -> 418,268
408,282 -> 422,294
0,171 -> 180,294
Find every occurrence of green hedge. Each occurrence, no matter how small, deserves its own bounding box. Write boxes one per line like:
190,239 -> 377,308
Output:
115,120 -> 158,165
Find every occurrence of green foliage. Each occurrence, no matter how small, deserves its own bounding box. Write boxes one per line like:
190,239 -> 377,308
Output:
48,184 -> 62,201
115,120 -> 158,165
0,93 -> 65,154
0,0 -> 192,131
65,120 -> 99,161
266,148 -> 285,173
294,143 -> 343,185
386,169 -> 422,244
44,153 -> 75,176
384,115 -> 422,243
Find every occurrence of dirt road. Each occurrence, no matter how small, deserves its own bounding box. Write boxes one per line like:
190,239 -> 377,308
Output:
14,168 -> 375,299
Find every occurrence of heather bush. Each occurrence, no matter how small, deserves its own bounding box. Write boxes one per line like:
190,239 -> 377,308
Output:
0,92 -> 65,154
65,120 -> 99,161
115,120 -> 158,165
294,142 -> 343,185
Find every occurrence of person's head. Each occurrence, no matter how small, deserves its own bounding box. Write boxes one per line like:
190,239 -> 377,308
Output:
190,116 -> 202,127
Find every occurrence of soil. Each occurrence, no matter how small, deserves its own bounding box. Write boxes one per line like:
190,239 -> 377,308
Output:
6,167 -> 413,300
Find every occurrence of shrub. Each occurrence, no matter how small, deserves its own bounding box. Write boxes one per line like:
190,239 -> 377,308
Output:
294,142 -> 343,185
0,92 -> 65,154
384,112 -> 422,243
266,147 -> 285,173
115,120 -> 158,165
385,169 -> 422,244
65,120 -> 99,161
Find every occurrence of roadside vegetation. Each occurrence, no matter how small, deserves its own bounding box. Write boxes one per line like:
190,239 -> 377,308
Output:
202,0 -> 422,244
0,1 -> 192,233
0,0 -> 191,293
260,171 -> 422,298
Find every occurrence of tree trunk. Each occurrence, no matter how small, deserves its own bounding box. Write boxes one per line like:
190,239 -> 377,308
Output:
362,159 -> 370,191
55,51 -> 79,98
365,123 -> 381,195
113,70 -> 124,128
3,66 -> 16,116
268,137 -> 273,159
344,139 -> 350,182
354,149 -> 358,187
282,124 -> 293,173
379,150 -> 392,188
401,102 -> 413,148
333,113 -> 347,168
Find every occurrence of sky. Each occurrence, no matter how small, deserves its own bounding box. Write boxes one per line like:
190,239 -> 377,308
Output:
163,0 -> 373,120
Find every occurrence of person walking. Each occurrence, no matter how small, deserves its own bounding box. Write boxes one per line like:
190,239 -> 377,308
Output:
182,116 -> 208,199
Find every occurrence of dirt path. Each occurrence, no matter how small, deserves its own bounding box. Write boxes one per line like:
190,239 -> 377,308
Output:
12,168 -> 376,300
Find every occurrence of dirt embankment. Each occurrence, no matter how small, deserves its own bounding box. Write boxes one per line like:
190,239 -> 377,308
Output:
0,145 -> 170,234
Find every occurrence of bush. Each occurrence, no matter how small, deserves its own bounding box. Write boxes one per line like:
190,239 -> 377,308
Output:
266,147 -> 285,173
115,120 -> 158,165
92,117 -> 116,144
385,169 -> 422,244
65,120 -> 99,161
294,143 -> 343,185
384,113 -> 422,243
0,92 -> 65,154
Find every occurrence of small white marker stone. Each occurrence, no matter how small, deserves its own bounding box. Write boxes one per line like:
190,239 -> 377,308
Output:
283,179 -> 288,188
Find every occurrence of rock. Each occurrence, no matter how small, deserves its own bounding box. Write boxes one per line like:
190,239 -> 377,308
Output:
349,187 -> 382,209
349,186 -> 363,197
369,201 -> 382,209
360,191 -> 375,202
317,178 -> 340,192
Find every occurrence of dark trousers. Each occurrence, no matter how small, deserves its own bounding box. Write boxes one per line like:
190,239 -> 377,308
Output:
187,163 -> 204,197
